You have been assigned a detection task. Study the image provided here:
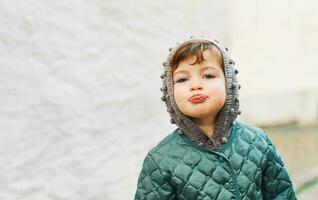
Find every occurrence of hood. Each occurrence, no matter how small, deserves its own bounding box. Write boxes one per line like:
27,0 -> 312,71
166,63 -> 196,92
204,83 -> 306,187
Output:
160,37 -> 241,151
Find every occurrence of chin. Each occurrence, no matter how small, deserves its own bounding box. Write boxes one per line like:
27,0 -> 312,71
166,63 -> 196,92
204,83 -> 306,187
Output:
185,111 -> 214,119
184,106 -> 221,118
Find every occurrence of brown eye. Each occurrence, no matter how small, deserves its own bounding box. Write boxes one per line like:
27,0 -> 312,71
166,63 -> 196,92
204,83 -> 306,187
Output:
204,74 -> 215,79
176,78 -> 187,83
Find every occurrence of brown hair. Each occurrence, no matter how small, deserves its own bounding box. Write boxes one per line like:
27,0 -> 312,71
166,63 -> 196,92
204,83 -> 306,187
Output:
170,39 -> 223,74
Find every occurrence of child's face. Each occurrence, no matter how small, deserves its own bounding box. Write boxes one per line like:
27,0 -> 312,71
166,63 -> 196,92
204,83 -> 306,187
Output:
172,49 -> 226,122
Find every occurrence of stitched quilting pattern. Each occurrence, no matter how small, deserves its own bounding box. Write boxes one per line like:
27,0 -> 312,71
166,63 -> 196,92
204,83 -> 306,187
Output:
135,122 -> 297,200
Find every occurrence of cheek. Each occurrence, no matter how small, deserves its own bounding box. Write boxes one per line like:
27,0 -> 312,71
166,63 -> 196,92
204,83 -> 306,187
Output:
173,86 -> 182,103
215,85 -> 226,97
173,85 -> 187,107
210,83 -> 226,104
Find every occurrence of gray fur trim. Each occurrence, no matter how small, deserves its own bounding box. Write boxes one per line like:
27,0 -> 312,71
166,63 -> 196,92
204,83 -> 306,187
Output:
161,37 -> 240,151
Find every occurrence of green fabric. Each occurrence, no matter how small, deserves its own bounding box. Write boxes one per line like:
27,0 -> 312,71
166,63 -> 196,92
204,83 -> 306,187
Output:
135,121 -> 297,200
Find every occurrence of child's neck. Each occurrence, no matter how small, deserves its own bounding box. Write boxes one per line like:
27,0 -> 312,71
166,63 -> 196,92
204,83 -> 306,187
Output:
191,116 -> 217,139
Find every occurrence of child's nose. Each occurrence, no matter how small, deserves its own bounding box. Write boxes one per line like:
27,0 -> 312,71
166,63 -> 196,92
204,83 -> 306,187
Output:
190,77 -> 203,91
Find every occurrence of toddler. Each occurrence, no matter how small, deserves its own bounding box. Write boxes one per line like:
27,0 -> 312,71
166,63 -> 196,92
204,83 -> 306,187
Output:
134,37 -> 297,200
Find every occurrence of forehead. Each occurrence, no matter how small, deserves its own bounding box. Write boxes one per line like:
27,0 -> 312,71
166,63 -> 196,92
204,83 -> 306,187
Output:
173,49 -> 223,75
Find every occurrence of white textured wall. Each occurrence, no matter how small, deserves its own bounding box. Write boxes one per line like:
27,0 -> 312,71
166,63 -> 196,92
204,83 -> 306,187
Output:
231,0 -> 318,125
0,1 -> 234,199
1,0 -> 318,199
232,0 -> 318,94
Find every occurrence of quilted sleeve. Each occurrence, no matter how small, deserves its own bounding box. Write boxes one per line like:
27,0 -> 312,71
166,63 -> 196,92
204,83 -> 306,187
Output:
134,154 -> 175,200
261,135 -> 297,200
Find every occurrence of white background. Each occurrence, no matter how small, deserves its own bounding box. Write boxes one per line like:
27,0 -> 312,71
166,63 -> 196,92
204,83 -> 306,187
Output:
0,0 -> 317,199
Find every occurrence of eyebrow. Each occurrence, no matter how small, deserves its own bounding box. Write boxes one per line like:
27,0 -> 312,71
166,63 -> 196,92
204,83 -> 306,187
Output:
173,66 -> 218,76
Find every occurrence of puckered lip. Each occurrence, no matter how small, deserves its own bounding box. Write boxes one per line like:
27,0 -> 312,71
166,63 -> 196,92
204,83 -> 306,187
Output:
188,93 -> 209,102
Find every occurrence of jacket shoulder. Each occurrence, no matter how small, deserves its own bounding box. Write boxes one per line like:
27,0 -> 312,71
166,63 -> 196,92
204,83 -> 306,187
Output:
234,121 -> 271,153
145,129 -> 190,172
235,121 -> 268,139
146,129 -> 183,159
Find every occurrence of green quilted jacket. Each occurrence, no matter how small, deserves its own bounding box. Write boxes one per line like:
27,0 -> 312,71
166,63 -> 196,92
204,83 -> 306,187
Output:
134,121 -> 297,200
